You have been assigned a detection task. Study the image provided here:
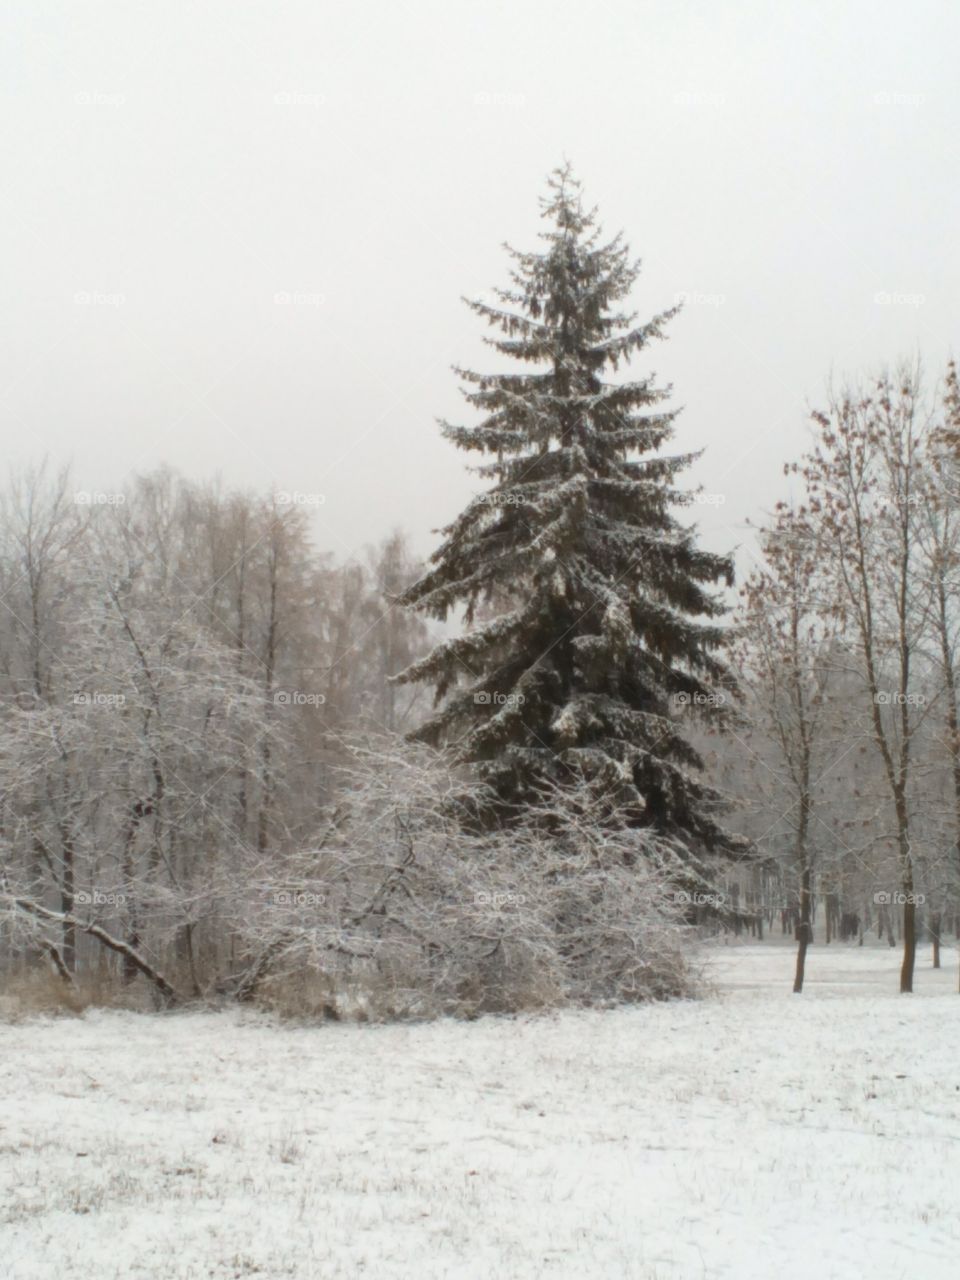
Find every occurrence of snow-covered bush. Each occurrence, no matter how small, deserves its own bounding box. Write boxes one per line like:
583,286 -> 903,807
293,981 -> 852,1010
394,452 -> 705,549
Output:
219,737 -> 696,1019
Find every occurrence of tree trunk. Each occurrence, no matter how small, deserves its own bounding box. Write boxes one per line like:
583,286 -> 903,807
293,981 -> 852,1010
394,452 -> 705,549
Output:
898,811 -> 916,992
59,825 -> 76,974
901,897 -> 916,991
793,794 -> 812,994
793,866 -> 812,994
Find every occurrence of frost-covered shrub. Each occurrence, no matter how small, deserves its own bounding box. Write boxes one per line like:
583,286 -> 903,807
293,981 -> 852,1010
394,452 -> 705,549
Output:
222,739 -> 698,1018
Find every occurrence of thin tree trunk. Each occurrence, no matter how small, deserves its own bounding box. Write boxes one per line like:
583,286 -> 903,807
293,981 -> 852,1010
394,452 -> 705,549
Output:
794,865 -> 812,993
58,824 -> 76,973
897,799 -> 916,993
793,789 -> 812,994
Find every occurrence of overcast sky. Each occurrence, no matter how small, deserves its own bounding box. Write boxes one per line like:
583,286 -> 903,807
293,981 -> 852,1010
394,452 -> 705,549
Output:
2,0 -> 957,580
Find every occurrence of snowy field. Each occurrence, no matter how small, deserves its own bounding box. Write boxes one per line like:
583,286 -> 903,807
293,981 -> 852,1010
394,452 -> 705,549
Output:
2,943 -> 959,1279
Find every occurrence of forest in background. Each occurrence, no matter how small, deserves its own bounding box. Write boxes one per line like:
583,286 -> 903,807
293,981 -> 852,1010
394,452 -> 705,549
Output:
2,171 -> 959,1012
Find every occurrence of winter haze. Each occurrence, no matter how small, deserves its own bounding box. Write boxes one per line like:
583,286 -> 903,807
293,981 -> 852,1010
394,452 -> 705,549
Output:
3,4 -> 960,1280
2,0 -> 956,567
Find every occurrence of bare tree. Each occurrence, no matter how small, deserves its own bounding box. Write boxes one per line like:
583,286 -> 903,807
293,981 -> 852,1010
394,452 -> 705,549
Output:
795,366 -> 934,991
739,502 -> 841,990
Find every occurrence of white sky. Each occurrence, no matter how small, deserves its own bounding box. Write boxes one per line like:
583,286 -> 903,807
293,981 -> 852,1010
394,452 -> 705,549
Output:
2,0 -> 957,580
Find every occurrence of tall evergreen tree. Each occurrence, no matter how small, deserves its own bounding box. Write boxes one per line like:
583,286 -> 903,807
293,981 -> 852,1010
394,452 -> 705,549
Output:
395,165 -> 738,854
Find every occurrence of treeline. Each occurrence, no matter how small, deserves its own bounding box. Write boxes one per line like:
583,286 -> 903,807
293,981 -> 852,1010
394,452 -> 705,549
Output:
3,163 -> 957,1010
5,353 -> 960,1009
0,465 -> 432,998
727,360 -> 960,991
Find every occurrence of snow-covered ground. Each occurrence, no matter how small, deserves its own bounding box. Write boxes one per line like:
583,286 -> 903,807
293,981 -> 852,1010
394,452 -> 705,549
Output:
2,942 -> 959,1279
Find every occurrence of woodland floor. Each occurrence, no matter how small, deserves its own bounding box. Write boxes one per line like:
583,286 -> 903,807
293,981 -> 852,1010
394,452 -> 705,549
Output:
1,940 -> 958,1279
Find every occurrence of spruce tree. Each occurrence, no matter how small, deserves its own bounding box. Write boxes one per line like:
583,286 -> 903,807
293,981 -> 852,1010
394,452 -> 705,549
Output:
394,165 -> 738,854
